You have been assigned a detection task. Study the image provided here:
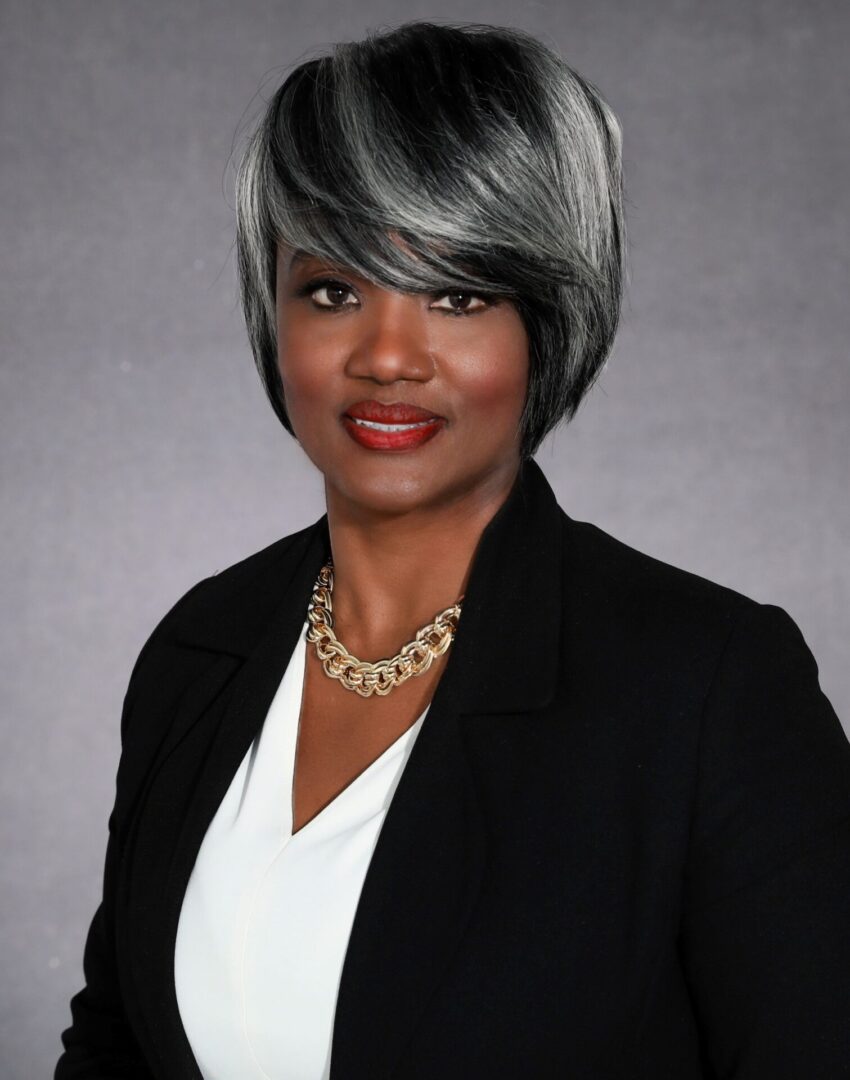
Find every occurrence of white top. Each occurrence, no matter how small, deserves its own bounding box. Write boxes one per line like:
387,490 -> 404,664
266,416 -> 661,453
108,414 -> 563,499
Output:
174,620 -> 429,1080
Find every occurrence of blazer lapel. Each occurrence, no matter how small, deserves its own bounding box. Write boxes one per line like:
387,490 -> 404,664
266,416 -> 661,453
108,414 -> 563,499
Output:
121,457 -> 565,1080
330,457 -> 565,1077
328,651 -> 487,1078
119,521 -> 332,1080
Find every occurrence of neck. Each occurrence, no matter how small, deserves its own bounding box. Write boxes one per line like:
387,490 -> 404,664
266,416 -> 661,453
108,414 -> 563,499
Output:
322,462 -> 520,661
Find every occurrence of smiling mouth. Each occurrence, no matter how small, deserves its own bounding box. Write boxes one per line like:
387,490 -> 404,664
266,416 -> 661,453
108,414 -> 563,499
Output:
347,418 -> 437,432
341,412 -> 446,452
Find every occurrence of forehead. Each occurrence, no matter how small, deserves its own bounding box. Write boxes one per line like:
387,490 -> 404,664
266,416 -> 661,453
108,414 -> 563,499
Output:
278,246 -> 318,274
277,232 -> 423,276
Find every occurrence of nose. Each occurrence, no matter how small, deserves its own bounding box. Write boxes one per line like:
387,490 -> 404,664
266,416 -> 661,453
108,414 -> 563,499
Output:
343,290 -> 435,385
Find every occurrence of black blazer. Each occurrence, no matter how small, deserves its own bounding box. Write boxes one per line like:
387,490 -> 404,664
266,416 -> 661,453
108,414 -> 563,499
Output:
56,458 -> 850,1080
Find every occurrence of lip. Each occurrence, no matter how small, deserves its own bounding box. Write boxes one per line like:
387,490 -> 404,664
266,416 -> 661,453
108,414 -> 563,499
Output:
340,399 -> 447,453
341,414 -> 446,452
343,400 -> 444,423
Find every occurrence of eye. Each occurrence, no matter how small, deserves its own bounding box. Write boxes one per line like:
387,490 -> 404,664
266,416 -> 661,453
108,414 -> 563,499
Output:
299,277 -> 358,310
430,291 -> 491,316
296,277 -> 495,316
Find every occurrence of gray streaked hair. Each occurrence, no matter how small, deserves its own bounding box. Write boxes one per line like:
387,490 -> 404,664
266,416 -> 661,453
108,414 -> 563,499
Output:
235,19 -> 625,459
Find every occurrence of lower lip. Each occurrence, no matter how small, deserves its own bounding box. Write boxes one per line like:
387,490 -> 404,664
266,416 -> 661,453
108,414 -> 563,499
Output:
341,416 -> 446,452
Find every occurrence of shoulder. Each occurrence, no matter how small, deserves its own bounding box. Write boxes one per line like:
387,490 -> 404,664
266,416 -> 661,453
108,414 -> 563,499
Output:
561,509 -> 761,640
121,519 -> 320,715
155,519 -> 317,636
562,512 -> 850,889
555,509 -> 835,721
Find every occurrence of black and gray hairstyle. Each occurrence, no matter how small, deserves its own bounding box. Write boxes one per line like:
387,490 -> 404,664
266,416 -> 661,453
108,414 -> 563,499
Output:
235,20 -> 625,460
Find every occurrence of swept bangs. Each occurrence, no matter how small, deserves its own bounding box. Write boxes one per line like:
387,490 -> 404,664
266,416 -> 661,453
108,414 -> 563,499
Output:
235,20 -> 625,458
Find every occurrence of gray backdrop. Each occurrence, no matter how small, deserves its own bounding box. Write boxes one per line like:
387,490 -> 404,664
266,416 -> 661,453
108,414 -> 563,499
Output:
2,0 -> 848,1075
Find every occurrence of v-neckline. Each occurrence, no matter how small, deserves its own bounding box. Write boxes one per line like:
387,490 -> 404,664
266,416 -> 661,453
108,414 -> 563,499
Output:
287,624 -> 429,842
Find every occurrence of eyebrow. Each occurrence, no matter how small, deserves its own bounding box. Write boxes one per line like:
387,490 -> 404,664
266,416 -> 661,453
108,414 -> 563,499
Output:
286,248 -> 313,272
285,249 -> 348,277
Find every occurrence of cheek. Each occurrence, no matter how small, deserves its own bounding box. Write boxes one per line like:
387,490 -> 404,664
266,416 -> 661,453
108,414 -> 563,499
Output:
279,358 -> 322,412
277,327 -> 334,417
457,337 -> 528,428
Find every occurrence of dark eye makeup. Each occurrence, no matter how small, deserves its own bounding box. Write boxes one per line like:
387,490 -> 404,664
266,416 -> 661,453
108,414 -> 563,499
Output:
293,275 -> 499,316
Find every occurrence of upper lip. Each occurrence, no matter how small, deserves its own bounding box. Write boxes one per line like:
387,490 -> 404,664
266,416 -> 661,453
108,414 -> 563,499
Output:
343,400 -> 444,423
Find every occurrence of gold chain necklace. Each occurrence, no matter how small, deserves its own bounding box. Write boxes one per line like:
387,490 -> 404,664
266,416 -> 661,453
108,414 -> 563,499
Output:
305,560 -> 464,698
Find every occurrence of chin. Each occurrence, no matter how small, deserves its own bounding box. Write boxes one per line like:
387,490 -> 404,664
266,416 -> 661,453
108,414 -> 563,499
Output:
330,462 -> 446,518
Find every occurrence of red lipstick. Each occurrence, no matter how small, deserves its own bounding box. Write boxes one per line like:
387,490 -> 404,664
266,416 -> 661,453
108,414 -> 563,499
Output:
342,400 -> 446,452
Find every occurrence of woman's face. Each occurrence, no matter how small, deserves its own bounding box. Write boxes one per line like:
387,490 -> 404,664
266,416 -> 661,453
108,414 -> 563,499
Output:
275,240 -> 530,517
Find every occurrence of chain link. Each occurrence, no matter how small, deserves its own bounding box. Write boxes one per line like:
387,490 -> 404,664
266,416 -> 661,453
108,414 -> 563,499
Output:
305,561 -> 463,697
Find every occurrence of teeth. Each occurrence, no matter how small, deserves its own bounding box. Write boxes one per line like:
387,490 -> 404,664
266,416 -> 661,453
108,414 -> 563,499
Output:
350,418 -> 435,431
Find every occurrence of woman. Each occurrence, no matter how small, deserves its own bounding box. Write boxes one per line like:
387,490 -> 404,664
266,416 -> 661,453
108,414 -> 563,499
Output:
56,19 -> 850,1080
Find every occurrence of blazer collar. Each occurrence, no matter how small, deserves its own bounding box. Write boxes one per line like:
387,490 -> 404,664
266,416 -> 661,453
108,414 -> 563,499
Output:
174,456 -> 564,715
443,455 -> 565,713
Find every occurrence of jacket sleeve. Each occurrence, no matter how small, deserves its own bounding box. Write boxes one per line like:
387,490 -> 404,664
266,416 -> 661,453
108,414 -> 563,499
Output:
678,601 -> 850,1079
55,578 -> 212,1079
54,812 -> 154,1078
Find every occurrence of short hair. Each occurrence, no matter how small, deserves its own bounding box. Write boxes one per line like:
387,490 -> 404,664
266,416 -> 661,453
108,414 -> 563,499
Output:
235,19 -> 625,460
